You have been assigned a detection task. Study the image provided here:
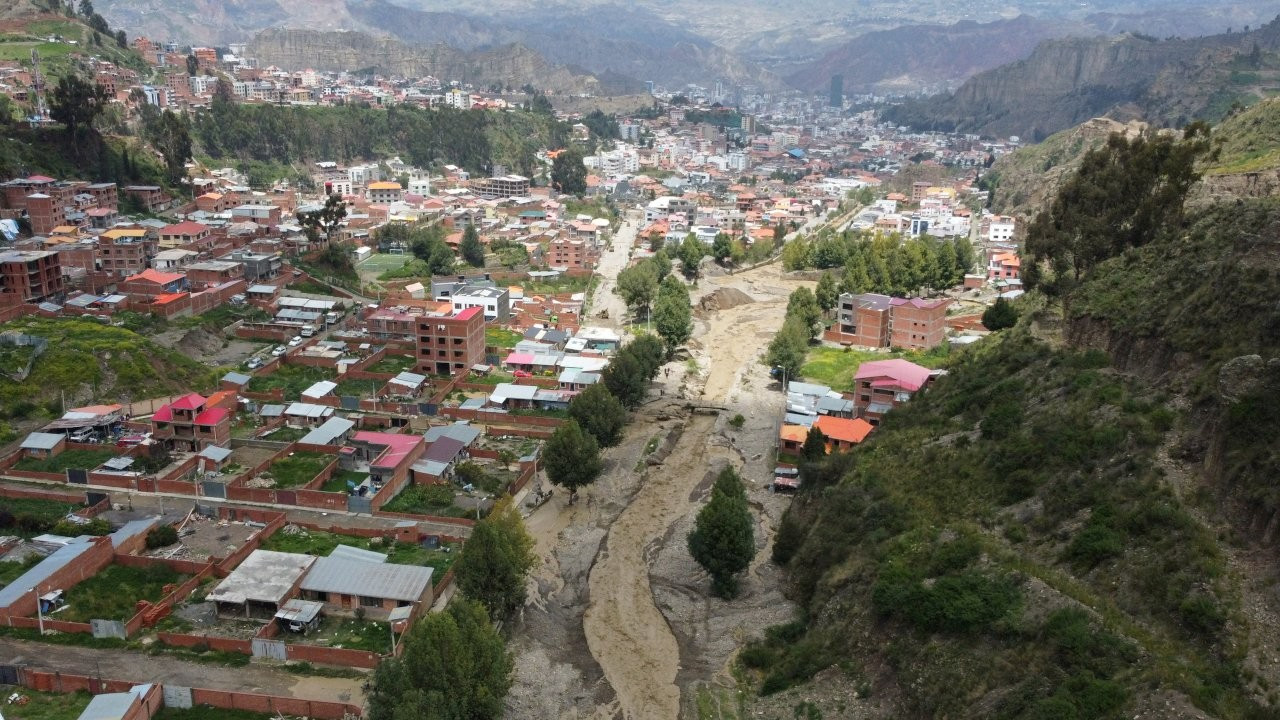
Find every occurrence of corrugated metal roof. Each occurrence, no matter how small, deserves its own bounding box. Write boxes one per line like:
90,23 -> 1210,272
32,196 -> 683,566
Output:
78,691 -> 140,720
299,417 -> 355,446
423,423 -> 481,446
329,544 -> 387,564
300,556 -> 433,603
110,518 -> 158,549
0,539 -> 94,609
21,432 -> 63,450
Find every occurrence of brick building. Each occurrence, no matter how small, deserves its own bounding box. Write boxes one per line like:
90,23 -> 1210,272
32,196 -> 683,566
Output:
852,359 -> 934,425
547,236 -> 598,270
151,392 -> 232,452
415,306 -> 485,376
0,250 -> 64,302
98,228 -> 156,277
888,297 -> 950,351
826,293 -> 950,351
25,193 -> 66,235
158,221 -> 212,249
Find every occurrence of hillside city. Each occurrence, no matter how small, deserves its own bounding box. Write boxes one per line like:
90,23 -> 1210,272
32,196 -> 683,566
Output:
0,1 -> 1276,720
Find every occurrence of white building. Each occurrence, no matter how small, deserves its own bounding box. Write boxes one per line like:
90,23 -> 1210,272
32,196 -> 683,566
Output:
348,164 -> 381,188
986,215 -> 1016,244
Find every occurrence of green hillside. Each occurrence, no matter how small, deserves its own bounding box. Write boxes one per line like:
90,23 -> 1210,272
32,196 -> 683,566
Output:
0,317 -> 220,422
756,136 -> 1280,718
1205,97 -> 1280,174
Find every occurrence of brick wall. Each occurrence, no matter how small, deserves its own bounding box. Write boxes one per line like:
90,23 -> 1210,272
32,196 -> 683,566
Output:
0,537 -> 114,622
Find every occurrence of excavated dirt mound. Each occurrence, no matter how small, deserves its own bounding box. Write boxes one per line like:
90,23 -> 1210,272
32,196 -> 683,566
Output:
697,287 -> 755,313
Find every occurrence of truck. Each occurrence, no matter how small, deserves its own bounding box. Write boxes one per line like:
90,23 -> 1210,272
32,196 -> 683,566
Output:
299,324 -> 316,338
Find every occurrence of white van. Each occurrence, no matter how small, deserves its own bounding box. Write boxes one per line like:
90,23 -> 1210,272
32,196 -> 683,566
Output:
300,324 -> 316,338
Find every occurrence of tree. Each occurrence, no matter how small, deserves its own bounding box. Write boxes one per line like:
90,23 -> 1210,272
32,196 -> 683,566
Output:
602,350 -> 648,409
688,467 -> 755,598
785,287 -> 823,340
143,109 -> 192,184
569,383 -> 627,447
551,147 -> 587,195
765,316 -> 808,386
1024,128 -> 1209,300
543,420 -> 602,504
678,234 -> 705,280
367,598 -> 512,720
711,233 -> 733,264
815,273 -> 839,315
459,224 -> 485,267
653,276 -> 692,356
114,29 -> 126,48
982,297 -> 1019,331
781,235 -> 812,270
296,193 -> 347,245
802,426 -> 827,460
49,73 -> 108,158
615,262 -> 658,319
625,334 -> 665,379
185,54 -> 198,76
77,0 -> 92,16
455,496 -> 535,620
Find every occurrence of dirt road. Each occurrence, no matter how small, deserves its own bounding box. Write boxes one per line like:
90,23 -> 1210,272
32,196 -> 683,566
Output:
507,259 -> 808,719
0,638 -> 365,704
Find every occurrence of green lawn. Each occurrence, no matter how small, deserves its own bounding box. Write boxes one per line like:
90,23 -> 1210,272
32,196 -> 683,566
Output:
320,469 -> 368,493
260,526 -> 457,573
289,280 -> 332,295
0,556 -> 42,588
246,364 -> 335,400
801,344 -> 951,392
264,451 -> 333,489
466,371 -> 514,386
13,449 -> 121,473
260,425 -> 307,443
485,327 -> 522,349
61,564 -> 185,622
381,484 -> 472,521
334,377 -> 383,398
311,615 -> 392,653
0,688 -> 93,720
367,354 -> 417,375
0,497 -> 86,536
522,274 -> 591,295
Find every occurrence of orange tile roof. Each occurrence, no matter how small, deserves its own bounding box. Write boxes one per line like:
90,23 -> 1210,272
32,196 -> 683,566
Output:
779,425 -> 808,444
814,416 -> 874,445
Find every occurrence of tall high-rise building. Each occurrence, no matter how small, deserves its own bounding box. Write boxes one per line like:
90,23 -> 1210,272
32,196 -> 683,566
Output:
829,74 -> 844,108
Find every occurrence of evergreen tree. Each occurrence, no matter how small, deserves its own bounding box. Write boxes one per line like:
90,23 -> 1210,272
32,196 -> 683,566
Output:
143,109 -> 192,184
615,263 -> 659,319
625,334 -> 666,379
653,276 -> 693,355
568,383 -> 628,447
802,426 -> 827,460
982,297 -> 1019,331
712,233 -> 733,264
602,350 -> 648,409
815,273 -> 839,315
367,598 -> 512,720
454,496 -> 536,620
543,420 -> 602,504
688,467 -> 756,598
765,316 -> 809,386
551,147 -> 587,195
785,287 -> 823,340
185,54 -> 198,76
114,30 -> 126,48
679,234 -> 705,280
459,224 -> 485,267
49,73 -> 109,160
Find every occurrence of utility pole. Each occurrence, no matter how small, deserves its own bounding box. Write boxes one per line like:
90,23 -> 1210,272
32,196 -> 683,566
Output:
32,586 -> 44,635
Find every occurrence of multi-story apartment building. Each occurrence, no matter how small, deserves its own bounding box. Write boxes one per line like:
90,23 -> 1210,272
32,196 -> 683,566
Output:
0,250 -> 63,302
97,228 -> 156,277
151,392 -> 231,452
547,236 -> 598,271
366,182 -> 404,204
25,193 -> 66,235
827,292 -> 950,351
470,175 -> 530,199
415,306 -> 485,377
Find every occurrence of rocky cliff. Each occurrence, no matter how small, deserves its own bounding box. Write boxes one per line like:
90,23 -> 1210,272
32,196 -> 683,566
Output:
247,28 -> 608,95
884,18 -> 1280,139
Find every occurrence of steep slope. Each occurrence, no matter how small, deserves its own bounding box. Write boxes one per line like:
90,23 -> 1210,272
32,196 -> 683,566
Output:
750,138 -> 1280,719
986,117 -> 1148,217
883,19 -> 1280,140
1195,97 -> 1280,204
246,28 -> 612,95
789,16 -> 1087,95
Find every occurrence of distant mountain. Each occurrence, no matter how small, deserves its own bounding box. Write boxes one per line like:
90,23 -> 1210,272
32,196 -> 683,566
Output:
882,19 -> 1280,140
246,27 -> 625,95
788,16 -> 1084,95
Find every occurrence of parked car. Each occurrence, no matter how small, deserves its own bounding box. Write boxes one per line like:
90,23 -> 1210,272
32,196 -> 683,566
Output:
288,336 -> 303,347
513,370 -> 532,378
271,345 -> 287,357
246,357 -> 264,370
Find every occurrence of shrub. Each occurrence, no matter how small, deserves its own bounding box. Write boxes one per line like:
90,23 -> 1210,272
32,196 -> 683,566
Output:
729,413 -> 746,429
146,524 -> 179,549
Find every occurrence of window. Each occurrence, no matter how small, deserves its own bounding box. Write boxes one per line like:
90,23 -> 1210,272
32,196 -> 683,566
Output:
360,595 -> 380,607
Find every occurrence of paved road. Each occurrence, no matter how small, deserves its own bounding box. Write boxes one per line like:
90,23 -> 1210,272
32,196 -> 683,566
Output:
586,215 -> 639,336
0,638 -> 366,704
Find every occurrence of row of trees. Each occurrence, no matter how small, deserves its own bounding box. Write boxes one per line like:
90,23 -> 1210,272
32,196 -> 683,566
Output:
783,231 -> 976,297
765,287 -> 827,383
615,257 -> 694,353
